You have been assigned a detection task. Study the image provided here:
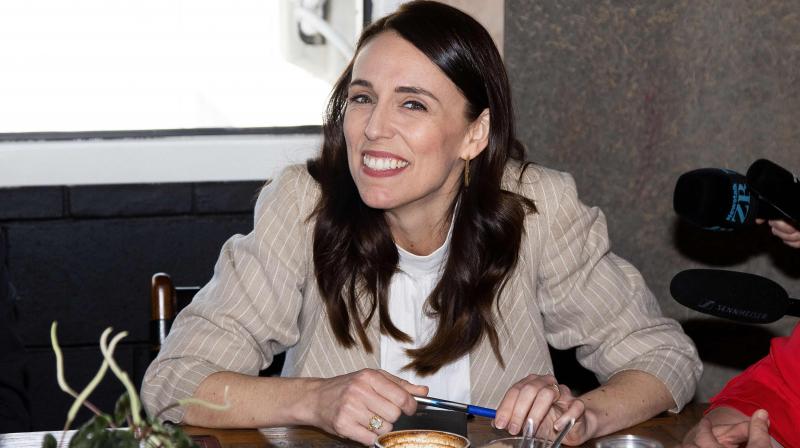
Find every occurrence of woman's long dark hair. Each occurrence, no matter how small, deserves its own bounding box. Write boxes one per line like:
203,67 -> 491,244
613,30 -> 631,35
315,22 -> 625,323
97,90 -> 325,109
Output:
307,0 -> 535,375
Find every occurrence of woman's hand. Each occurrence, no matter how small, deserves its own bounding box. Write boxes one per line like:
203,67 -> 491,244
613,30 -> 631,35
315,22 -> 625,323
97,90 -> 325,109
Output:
757,219 -> 800,248
303,369 -> 428,445
682,409 -> 772,448
494,374 -> 589,444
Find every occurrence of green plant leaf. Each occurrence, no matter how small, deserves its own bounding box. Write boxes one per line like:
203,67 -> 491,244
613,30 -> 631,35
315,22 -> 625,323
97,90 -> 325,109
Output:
69,420 -> 142,448
108,431 -> 139,448
69,430 -> 108,448
70,414 -> 113,447
41,433 -> 57,448
141,421 -> 198,448
166,425 -> 198,448
113,392 -> 131,426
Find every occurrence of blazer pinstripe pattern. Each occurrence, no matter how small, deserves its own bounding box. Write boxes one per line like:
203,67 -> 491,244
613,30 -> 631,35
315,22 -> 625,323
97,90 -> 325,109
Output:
142,162 -> 701,423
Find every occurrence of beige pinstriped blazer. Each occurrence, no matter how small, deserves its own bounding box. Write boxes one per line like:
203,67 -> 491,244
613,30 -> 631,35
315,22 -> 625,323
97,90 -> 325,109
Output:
142,162 -> 701,423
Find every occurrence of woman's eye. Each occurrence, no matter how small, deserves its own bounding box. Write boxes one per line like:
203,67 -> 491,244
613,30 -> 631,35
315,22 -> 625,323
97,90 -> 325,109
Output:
402,100 -> 427,111
348,94 -> 371,104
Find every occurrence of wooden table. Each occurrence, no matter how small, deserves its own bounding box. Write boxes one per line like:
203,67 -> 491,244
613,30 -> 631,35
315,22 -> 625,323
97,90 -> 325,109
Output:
0,404 -> 703,447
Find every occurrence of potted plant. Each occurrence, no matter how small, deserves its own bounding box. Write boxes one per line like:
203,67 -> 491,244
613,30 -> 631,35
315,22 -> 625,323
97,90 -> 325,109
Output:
42,322 -> 228,448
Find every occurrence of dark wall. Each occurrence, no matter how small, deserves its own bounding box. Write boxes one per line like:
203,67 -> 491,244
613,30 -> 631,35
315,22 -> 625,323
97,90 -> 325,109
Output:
505,0 -> 800,400
0,180 -> 263,430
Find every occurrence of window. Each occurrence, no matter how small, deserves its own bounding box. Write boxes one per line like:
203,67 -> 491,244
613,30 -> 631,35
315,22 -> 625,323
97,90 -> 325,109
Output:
0,0 -> 500,187
0,0 -> 365,134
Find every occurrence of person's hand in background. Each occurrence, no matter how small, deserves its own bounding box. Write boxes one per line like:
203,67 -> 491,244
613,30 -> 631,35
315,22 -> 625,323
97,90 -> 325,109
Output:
681,406 -> 748,447
756,219 -> 800,248
682,409 -> 772,448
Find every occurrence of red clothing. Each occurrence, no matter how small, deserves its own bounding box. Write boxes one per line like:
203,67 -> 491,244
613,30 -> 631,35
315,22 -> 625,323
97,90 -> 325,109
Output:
708,323 -> 800,447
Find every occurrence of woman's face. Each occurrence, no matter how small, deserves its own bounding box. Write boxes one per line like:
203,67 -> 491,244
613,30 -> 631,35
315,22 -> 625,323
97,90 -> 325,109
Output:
343,31 -> 484,220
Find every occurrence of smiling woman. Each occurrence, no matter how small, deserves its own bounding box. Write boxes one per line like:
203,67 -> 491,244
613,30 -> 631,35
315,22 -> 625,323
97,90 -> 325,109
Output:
142,2 -> 701,446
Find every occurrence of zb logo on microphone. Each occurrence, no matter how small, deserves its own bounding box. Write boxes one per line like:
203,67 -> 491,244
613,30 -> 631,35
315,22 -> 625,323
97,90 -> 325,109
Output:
726,183 -> 751,224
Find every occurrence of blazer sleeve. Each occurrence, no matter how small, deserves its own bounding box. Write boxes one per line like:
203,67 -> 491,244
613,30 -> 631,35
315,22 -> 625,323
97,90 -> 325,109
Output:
533,169 -> 702,411
141,165 -> 314,423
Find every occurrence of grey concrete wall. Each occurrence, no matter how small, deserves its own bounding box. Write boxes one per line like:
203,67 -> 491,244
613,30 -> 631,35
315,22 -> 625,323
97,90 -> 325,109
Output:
505,1 -> 800,401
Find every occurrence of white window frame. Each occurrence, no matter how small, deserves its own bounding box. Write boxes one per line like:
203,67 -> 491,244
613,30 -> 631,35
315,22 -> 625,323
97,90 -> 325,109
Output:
0,132 -> 321,187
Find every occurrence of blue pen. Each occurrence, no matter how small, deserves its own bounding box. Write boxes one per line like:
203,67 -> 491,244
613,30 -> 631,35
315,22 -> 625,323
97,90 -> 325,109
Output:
413,395 -> 497,418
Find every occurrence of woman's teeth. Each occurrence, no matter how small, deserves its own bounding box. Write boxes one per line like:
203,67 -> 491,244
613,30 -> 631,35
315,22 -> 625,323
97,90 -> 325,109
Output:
363,154 -> 409,171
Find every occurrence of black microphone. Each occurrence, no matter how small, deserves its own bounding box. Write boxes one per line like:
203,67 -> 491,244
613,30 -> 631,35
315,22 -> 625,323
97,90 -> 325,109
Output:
746,158 -> 800,226
670,268 -> 800,323
673,168 -> 782,231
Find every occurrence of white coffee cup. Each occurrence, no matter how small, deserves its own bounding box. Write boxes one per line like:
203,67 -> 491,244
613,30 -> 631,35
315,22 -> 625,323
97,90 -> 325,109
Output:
374,429 -> 470,448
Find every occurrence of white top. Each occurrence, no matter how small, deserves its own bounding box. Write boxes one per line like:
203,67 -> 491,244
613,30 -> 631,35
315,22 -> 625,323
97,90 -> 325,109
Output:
379,224 -> 471,403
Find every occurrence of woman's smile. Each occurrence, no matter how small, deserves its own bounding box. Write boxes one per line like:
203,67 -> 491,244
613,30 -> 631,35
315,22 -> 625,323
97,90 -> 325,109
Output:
362,151 -> 410,177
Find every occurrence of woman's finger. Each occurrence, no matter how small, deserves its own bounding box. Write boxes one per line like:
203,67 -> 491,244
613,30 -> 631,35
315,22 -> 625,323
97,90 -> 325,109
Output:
552,384 -> 574,409
494,384 -> 521,431
553,395 -> 584,435
365,370 -> 420,416
522,384 -> 560,437
506,383 -> 537,435
363,408 -> 395,437
494,374 -> 559,434
332,395 -> 396,444
377,370 -> 429,398
325,395 -> 381,445
349,421 -> 385,446
357,389 -> 403,428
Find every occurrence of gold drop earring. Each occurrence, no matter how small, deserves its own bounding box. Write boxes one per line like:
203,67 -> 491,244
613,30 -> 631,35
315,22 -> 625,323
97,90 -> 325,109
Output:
464,156 -> 470,187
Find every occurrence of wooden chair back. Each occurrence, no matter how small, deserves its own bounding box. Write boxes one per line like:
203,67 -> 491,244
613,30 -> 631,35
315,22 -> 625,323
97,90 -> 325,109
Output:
150,273 -> 200,357
149,272 -> 285,376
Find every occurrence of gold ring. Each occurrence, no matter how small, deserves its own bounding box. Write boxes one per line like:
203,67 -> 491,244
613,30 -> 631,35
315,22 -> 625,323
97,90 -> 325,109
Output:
368,415 -> 384,432
550,383 -> 561,400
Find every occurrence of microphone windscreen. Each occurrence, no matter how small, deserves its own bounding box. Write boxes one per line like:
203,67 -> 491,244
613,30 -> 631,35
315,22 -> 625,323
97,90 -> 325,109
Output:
670,269 -> 788,323
673,168 -> 758,230
746,159 -> 800,224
